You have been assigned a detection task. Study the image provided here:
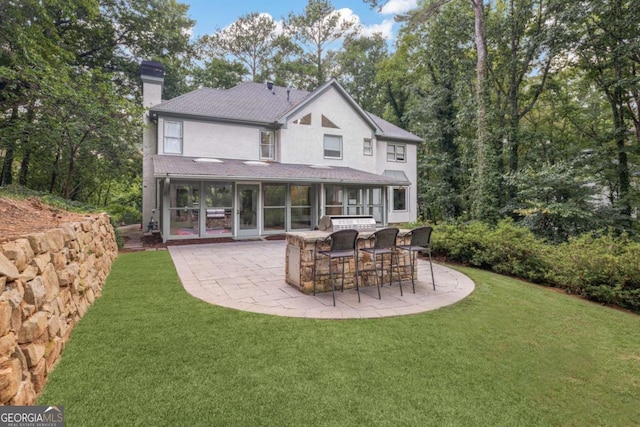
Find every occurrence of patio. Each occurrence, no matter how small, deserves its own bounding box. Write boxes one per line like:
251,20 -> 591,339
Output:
168,240 -> 474,319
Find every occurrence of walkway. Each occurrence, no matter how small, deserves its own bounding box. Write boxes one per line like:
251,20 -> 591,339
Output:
168,240 -> 475,319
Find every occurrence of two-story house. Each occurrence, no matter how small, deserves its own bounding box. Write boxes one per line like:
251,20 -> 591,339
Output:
140,61 -> 422,242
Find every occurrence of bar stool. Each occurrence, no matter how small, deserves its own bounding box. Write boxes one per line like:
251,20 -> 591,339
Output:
396,226 -> 436,293
313,229 -> 360,306
360,228 -> 401,298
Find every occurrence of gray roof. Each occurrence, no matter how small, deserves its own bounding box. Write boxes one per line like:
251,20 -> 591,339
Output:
151,83 -> 310,124
151,80 -> 422,143
153,155 -> 409,186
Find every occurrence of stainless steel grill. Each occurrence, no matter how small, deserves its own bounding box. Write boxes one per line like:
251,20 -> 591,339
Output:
318,215 -> 377,232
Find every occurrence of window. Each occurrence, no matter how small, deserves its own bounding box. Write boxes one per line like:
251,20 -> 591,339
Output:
363,138 -> 373,156
164,121 -> 183,154
393,187 -> 407,211
263,184 -> 286,231
291,185 -> 311,229
387,143 -> 406,162
323,135 -> 342,159
321,115 -> 339,128
325,185 -> 343,215
260,131 -> 275,160
293,113 -> 311,125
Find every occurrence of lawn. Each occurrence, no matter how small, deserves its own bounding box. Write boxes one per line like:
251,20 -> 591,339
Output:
38,251 -> 640,426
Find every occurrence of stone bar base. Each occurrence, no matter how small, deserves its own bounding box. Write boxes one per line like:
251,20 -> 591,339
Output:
285,230 -> 415,294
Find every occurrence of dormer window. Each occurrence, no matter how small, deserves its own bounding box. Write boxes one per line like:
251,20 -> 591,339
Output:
260,131 -> 275,160
293,113 -> 311,125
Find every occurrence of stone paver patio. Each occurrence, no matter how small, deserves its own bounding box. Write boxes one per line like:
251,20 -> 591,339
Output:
168,240 -> 475,319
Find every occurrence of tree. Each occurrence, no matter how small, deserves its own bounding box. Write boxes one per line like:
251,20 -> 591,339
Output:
486,0 -> 566,180
0,0 -> 194,210
204,12 -> 279,82
397,1 -> 477,220
333,33 -> 388,115
369,0 -> 498,221
284,0 -> 358,90
191,58 -> 247,89
566,0 -> 640,221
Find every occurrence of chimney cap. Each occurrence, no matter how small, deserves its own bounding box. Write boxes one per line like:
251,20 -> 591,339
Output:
141,61 -> 165,78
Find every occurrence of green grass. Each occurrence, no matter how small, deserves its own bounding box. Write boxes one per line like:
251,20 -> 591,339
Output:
38,251 -> 640,426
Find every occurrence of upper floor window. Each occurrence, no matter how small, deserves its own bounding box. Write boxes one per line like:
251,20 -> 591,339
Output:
293,113 -> 311,125
323,135 -> 342,159
363,138 -> 373,156
260,131 -> 275,160
322,115 -> 340,128
164,121 -> 183,154
387,143 -> 406,162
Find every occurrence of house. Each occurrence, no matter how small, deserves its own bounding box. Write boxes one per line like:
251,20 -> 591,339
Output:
140,61 -> 422,242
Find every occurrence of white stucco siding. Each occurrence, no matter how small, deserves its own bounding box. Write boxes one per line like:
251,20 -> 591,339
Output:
157,117 -> 261,160
378,140 -> 418,224
280,87 -> 377,172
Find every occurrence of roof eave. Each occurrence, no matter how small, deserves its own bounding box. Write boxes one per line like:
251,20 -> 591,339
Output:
277,79 -> 382,133
150,110 -> 280,129
154,172 -> 401,186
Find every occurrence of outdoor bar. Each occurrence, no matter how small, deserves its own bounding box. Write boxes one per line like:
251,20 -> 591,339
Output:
285,229 -> 415,294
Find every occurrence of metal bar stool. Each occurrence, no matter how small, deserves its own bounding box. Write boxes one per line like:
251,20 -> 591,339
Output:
396,226 -> 436,293
359,228 -> 401,298
313,229 -> 360,306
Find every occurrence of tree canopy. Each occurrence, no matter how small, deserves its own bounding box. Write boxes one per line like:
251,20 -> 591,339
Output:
1,0 -> 638,236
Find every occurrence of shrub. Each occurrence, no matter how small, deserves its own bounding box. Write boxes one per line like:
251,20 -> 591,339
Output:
425,220 -> 639,313
432,219 -> 550,283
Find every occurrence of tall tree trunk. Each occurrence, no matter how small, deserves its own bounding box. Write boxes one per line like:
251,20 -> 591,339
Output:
470,0 -> 499,222
49,147 -> 61,194
1,143 -> 15,186
64,147 -> 78,199
18,149 -> 30,186
18,108 -> 35,186
0,107 -> 19,186
611,96 -> 631,217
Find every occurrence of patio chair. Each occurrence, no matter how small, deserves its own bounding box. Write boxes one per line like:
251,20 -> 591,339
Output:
313,229 -> 360,306
359,228 -> 401,298
396,226 -> 436,293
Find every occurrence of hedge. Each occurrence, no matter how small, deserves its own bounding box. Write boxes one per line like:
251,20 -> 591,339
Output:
427,219 -> 640,313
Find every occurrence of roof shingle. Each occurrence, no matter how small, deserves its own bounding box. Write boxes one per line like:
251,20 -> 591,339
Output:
153,155 -> 409,185
151,81 -> 421,142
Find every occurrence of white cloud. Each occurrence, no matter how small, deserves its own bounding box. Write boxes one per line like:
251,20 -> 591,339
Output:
379,0 -> 418,15
362,18 -> 395,39
335,8 -> 394,40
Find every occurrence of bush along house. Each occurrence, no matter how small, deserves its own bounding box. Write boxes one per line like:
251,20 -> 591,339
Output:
140,61 -> 422,242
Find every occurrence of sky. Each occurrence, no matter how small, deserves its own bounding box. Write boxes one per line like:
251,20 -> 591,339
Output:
181,0 -> 418,41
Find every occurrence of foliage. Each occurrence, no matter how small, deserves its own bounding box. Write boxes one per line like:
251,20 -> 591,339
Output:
504,157 -> 602,242
283,0 -> 359,90
430,219 -> 640,312
0,185 -> 98,214
38,251 -> 640,425
333,33 -> 388,115
547,231 -> 640,312
432,219 -> 550,283
202,12 -> 279,82
0,0 -> 195,212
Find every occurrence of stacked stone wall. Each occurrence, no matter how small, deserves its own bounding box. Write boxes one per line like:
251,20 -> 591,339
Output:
0,214 -> 117,405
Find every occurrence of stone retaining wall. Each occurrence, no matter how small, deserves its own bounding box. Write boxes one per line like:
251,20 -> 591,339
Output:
0,213 -> 118,405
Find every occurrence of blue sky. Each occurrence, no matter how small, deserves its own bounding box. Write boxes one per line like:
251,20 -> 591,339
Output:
181,0 -> 417,41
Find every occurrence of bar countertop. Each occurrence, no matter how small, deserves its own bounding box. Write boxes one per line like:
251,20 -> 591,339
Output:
285,228 -> 411,243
